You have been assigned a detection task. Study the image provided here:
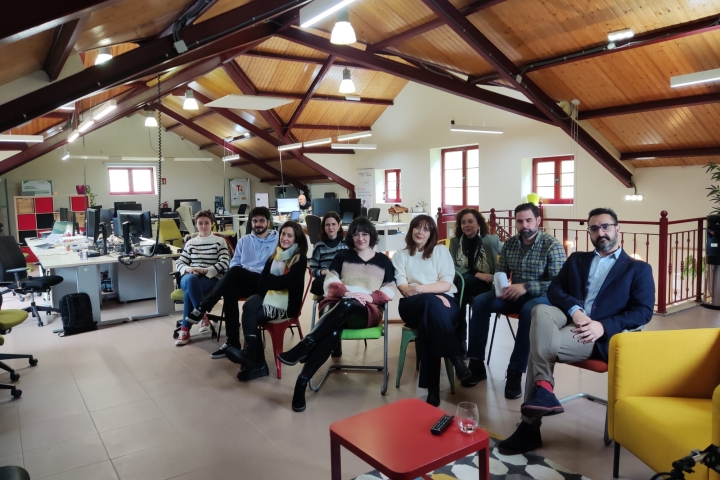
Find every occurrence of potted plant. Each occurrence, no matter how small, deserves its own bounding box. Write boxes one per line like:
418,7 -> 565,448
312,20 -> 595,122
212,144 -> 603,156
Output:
415,199 -> 427,213
85,184 -> 97,207
705,163 -> 720,213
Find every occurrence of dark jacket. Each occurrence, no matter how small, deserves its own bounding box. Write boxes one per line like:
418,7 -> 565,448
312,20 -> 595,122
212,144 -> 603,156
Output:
547,249 -> 655,361
257,253 -> 307,318
449,234 -> 502,275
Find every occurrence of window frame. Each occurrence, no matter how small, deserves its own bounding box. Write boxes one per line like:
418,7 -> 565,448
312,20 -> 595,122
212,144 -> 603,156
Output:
532,155 -> 574,205
108,166 -> 156,196
384,169 -> 401,203
441,145 -> 479,213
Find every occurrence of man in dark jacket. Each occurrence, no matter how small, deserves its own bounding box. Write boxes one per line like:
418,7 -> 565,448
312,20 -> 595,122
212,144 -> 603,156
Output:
498,207 -> 655,454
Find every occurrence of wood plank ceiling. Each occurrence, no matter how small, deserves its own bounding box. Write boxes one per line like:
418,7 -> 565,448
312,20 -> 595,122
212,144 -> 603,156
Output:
1,0 -> 719,190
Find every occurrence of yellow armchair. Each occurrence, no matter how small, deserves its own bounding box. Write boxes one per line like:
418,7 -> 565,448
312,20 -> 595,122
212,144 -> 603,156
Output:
609,328 -> 720,480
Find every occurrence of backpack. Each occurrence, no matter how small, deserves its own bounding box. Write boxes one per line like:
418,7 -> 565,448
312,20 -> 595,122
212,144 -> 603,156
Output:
59,293 -> 96,336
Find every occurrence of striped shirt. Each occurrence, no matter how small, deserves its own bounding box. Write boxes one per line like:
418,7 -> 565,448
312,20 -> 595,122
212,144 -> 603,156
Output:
497,230 -> 566,297
309,238 -> 348,278
175,234 -> 230,278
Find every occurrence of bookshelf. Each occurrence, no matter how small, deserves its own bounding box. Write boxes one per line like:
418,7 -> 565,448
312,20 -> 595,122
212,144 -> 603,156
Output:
14,196 -> 57,244
69,195 -> 87,233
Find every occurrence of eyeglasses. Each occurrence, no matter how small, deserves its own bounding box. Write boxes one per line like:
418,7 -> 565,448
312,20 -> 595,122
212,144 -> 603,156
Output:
587,223 -> 617,233
251,219 -> 267,224
352,232 -> 370,239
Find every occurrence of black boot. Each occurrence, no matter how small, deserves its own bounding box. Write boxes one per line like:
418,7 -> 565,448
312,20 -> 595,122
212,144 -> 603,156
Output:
505,369 -> 524,399
331,340 -> 342,358
426,386 -> 440,407
450,354 -> 472,382
497,421 -> 542,454
186,304 -> 207,324
279,337 -> 315,366
237,341 -> 269,381
225,336 -> 259,368
461,359 -> 487,387
292,376 -> 309,412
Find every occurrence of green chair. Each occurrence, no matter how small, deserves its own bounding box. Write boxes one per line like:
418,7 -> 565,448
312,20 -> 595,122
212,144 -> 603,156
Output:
308,300 -> 390,395
0,299 -> 39,399
158,219 -> 183,248
395,271 -> 465,393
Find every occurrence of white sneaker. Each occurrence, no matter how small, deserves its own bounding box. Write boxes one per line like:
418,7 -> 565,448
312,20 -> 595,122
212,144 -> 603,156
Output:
175,329 -> 190,346
198,314 -> 211,334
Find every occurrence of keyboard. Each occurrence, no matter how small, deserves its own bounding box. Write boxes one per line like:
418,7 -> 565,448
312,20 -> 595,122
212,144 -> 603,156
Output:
87,251 -> 104,258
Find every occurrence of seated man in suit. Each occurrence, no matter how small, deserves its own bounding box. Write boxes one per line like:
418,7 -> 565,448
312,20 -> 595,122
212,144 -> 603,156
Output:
498,207 -> 655,454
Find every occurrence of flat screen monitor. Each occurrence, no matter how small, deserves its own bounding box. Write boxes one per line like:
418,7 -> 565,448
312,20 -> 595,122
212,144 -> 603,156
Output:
118,211 -> 152,240
86,208 -> 101,244
113,202 -> 141,216
179,201 -> 201,215
174,198 -> 198,212
277,198 -> 300,214
289,211 -> 300,221
99,209 -> 113,234
341,212 -> 354,224
214,196 -> 224,213
311,198 -> 340,218
339,198 -> 361,221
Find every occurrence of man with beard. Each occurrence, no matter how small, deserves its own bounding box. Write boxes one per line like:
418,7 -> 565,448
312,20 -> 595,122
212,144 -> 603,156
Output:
498,207 -> 654,454
187,207 -> 278,359
463,203 -> 566,399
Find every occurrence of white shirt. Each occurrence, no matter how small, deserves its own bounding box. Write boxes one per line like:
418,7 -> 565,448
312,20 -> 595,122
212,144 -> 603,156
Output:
392,245 -> 457,295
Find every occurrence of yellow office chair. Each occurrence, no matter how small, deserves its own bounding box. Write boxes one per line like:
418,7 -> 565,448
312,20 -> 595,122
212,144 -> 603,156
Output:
0,298 -> 39,399
158,219 -> 183,247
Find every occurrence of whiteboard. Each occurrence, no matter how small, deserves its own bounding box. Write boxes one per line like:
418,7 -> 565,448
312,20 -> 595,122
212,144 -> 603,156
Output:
254,193 -> 269,208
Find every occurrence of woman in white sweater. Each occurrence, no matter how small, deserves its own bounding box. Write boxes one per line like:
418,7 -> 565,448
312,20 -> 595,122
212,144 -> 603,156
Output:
392,215 -> 471,406
175,210 -> 230,346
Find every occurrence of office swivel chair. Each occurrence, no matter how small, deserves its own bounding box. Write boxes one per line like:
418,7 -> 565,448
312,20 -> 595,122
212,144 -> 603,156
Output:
305,215 -> 322,245
176,205 -> 196,235
367,208 -> 380,222
0,237 -> 63,327
361,207 -> 368,217
0,466 -> 30,479
0,293 -> 38,399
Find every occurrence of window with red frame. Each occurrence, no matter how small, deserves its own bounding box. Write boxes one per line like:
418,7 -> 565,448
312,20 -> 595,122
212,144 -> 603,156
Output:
532,156 -> 574,205
108,167 -> 156,195
385,169 -> 401,203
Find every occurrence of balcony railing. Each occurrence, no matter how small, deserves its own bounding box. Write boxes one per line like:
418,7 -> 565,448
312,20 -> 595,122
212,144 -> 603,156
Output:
437,206 -> 706,314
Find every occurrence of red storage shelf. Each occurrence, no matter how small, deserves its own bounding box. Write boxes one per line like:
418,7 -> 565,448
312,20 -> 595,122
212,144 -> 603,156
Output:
18,214 -> 37,230
34,197 -> 54,213
70,196 -> 87,211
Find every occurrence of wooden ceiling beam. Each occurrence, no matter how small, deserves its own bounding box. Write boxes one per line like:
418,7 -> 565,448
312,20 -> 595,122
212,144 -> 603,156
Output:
366,0 -> 506,53
157,0 -> 220,38
166,110 -> 216,130
222,62 -> 356,196
285,56 -> 336,133
258,90 -> 393,105
0,0 -> 122,47
159,105 -> 307,192
0,143 -> 30,151
620,147 -> 720,160
294,124 -> 371,131
43,16 -> 89,82
420,0 -> 632,187
579,92 -> 720,120
242,51 -> 369,70
279,29 -> 550,125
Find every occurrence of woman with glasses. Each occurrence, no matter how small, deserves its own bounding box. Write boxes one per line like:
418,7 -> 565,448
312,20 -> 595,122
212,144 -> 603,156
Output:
393,215 -> 471,406
278,217 -> 396,412
223,221 -> 308,381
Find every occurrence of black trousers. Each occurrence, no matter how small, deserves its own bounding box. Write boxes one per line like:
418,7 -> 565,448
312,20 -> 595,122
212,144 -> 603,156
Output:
200,266 -> 261,346
399,293 -> 461,389
310,275 -> 325,296
241,294 -> 274,338
299,299 -> 367,380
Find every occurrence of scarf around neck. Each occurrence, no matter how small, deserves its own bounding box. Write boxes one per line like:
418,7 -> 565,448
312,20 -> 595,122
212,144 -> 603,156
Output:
262,243 -> 298,319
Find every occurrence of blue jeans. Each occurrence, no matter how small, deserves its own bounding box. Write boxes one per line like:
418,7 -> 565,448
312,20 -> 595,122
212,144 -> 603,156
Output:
467,291 -> 551,372
180,274 -> 219,328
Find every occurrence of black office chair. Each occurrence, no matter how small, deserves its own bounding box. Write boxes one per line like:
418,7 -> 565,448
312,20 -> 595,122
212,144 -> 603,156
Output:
305,215 -> 322,245
0,237 -> 63,327
238,204 -> 248,215
367,208 -> 380,222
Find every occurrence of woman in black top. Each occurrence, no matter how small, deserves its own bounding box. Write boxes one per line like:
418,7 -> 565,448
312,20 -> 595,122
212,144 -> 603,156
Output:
224,221 -> 307,381
309,211 -> 348,296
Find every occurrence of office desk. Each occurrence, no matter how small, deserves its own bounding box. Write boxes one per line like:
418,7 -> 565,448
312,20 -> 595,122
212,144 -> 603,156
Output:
215,215 -> 248,236
27,239 -> 180,328
374,222 -> 409,252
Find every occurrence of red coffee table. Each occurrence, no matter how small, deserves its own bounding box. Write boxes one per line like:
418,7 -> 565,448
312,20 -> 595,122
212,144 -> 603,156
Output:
330,398 -> 490,480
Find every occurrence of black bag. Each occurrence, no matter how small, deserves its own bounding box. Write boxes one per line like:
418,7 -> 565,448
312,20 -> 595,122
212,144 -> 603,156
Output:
59,293 -> 96,336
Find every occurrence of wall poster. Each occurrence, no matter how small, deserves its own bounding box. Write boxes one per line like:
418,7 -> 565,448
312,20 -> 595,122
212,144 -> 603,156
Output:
229,178 -> 250,206
356,168 -> 374,210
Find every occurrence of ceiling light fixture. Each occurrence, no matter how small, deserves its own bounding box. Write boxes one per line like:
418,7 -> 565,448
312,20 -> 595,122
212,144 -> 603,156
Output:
345,95 -> 361,101
339,68 -> 355,94
92,99 -> 117,120
222,154 -> 240,162
78,117 -> 94,132
174,158 -> 212,162
331,143 -> 376,150
278,142 -> 303,152
61,146 -> 70,161
337,130 -> 372,141
450,121 -> 503,134
121,156 -> 165,161
299,0 -> 358,28
183,90 -> 199,110
671,67 -> 720,88
0,134 -> 44,143
303,137 -> 332,147
58,105 -> 75,111
607,28 -> 634,43
330,8 -> 356,45
144,109 -> 158,127
95,47 -> 113,65
67,130 -> 79,143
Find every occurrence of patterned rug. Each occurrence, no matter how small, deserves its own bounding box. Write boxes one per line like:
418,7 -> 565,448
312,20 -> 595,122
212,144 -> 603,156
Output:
353,438 -> 590,480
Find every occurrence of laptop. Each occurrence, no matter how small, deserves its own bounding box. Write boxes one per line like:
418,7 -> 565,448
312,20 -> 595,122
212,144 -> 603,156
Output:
342,212 -> 354,224
290,211 -> 300,221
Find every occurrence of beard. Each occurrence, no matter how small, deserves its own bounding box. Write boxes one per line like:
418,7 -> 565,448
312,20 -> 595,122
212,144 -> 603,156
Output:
520,227 -> 537,239
593,234 -> 617,252
253,225 -> 268,236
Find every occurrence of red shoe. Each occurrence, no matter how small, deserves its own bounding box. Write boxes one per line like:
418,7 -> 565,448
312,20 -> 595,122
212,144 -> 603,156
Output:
198,314 -> 211,334
175,328 -> 190,346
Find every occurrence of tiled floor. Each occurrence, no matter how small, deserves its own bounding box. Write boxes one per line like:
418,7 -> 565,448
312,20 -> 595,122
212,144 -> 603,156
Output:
0,289 -> 718,479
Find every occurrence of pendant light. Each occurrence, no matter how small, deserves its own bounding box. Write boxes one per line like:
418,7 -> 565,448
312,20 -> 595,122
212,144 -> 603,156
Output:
339,68 -> 355,94
144,107 -> 158,127
183,90 -> 199,110
330,9 -> 356,45
61,146 -> 70,161
95,47 -> 113,65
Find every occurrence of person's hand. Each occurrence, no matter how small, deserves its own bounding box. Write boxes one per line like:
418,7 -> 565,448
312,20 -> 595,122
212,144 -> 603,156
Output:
571,309 -> 592,327
435,295 -> 450,308
572,320 -> 604,344
475,272 -> 493,283
501,283 -> 526,300
185,267 -> 197,275
351,292 -> 373,305
404,285 -> 421,297
320,269 -> 327,276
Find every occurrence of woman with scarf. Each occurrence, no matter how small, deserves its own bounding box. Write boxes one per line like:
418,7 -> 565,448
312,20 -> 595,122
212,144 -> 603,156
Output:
224,221 -> 308,381
278,217 -> 396,412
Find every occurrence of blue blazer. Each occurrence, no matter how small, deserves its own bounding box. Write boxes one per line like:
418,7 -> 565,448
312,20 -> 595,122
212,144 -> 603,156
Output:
547,249 -> 655,361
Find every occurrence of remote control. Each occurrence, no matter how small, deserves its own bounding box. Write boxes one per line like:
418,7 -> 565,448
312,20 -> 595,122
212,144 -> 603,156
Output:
431,414 -> 454,436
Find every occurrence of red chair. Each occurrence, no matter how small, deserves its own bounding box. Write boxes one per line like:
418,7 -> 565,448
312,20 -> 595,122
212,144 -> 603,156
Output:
259,275 -> 311,379
487,312 -> 518,363
559,359 -> 610,445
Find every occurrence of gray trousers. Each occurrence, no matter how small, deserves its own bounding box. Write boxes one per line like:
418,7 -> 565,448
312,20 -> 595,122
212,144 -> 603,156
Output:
522,304 -> 594,425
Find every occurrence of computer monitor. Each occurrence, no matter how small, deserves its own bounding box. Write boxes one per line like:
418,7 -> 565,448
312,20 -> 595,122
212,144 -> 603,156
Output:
311,198 -> 340,217
178,201 -> 201,215
118,211 -> 152,241
289,211 -> 300,221
341,212 -> 354,224
99,209 -> 113,234
214,196 -> 224,213
339,198 -> 361,221
113,202 -> 141,216
174,198 -> 198,212
86,208 -> 101,244
277,198 -> 300,214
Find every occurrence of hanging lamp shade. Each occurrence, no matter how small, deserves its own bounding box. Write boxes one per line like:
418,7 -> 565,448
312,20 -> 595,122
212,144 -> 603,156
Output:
144,110 -> 158,127
183,90 -> 199,110
330,9 -> 356,45
339,68 -> 356,94
95,47 -> 113,65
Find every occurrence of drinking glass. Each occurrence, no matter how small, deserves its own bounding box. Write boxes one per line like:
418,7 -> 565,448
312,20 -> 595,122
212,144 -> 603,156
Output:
456,402 -> 480,433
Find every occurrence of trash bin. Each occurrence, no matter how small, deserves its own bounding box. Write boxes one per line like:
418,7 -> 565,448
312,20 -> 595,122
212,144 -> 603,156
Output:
704,215 -> 720,309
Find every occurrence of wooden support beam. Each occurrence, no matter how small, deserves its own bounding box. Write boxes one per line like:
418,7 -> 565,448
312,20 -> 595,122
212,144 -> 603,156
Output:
578,92 -> 720,120
166,110 -> 216,131
43,16 -> 89,81
294,124 -> 372,131
258,90 -> 393,105
157,0 -> 219,38
285,56 -> 335,133
242,50 -> 368,70
620,147 -> 720,160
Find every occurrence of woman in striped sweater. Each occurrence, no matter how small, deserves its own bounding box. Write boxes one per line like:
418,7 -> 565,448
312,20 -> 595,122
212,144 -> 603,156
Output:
309,211 -> 348,296
279,217 -> 396,412
174,210 -> 230,346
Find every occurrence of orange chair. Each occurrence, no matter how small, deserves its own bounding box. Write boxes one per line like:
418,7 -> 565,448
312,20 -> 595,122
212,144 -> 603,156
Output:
559,359 -> 611,445
487,312 -> 518,363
